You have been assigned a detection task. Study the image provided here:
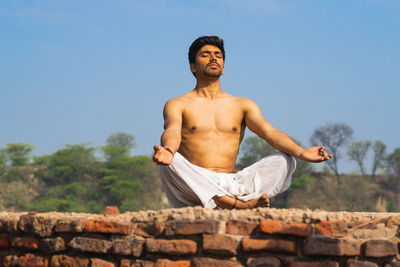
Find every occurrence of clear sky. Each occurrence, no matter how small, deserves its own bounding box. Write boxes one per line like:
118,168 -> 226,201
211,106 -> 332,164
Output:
1,0 -> 399,173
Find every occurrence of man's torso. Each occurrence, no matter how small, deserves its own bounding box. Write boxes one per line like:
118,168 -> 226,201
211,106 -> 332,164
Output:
175,91 -> 246,173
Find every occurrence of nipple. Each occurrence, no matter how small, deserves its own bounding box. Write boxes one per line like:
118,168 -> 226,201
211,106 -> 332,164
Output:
232,126 -> 237,131
192,125 -> 197,130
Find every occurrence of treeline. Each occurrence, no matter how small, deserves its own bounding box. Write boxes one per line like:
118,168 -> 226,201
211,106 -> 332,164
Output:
1,123 -> 400,212
0,133 -> 168,213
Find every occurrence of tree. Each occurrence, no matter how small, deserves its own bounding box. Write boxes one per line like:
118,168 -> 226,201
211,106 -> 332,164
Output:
347,140 -> 371,176
386,148 -> 400,210
310,123 -> 353,184
4,143 -> 35,166
371,140 -> 386,178
102,133 -> 136,161
0,149 -> 7,175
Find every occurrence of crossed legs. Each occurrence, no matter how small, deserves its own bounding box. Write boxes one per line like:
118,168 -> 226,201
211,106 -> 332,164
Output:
212,193 -> 270,209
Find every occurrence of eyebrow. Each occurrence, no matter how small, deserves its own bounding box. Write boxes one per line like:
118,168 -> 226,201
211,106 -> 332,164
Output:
200,50 -> 222,54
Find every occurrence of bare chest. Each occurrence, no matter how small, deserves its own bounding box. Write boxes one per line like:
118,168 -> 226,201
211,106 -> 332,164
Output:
182,102 -> 244,134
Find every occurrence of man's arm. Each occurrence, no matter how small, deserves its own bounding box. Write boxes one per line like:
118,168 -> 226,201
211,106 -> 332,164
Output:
243,98 -> 332,163
153,99 -> 183,165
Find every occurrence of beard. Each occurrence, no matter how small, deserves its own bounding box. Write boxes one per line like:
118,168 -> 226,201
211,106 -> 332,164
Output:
203,68 -> 222,77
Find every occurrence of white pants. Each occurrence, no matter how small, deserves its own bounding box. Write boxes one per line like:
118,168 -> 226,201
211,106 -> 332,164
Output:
159,152 -> 296,209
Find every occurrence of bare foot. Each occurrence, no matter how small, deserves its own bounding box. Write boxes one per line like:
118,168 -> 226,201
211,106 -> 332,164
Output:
212,194 -> 269,210
235,193 -> 270,209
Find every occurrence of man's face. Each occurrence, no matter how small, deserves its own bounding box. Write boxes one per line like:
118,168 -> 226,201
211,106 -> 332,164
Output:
191,44 -> 224,78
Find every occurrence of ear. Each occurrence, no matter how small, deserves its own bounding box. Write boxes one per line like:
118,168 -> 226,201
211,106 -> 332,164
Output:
190,63 -> 196,75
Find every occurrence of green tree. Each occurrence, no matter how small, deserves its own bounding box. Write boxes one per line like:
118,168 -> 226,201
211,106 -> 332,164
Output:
102,133 -> 136,161
4,143 -> 35,166
371,140 -> 386,178
386,148 -> 400,210
310,123 -> 353,185
347,140 -> 371,176
0,149 -> 6,175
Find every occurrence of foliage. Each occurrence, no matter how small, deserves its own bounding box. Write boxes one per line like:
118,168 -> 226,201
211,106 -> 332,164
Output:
32,155 -> 51,166
386,148 -> 400,177
102,133 -> 136,161
3,143 -> 35,166
347,140 -> 371,176
236,136 -> 275,169
371,140 -> 386,178
310,123 -> 353,184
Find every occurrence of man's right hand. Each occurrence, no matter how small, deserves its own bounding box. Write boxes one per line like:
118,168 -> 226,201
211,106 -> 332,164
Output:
153,145 -> 174,165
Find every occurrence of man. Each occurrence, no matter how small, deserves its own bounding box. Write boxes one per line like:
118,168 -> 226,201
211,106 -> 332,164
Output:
153,36 -> 332,210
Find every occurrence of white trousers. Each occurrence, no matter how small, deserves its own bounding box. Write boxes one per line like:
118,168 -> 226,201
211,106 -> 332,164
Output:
159,152 -> 296,209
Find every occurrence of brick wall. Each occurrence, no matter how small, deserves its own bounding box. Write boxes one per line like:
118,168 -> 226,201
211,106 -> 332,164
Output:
1,207 -> 400,267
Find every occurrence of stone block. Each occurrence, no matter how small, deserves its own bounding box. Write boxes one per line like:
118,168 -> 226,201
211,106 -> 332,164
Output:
241,238 -> 296,255
247,256 -> 281,267
203,234 -> 238,256
134,222 -> 165,237
55,219 -> 85,233
364,240 -> 398,257
303,236 -> 360,256
259,220 -> 312,237
104,206 -> 120,216
69,237 -> 112,253
85,219 -> 130,235
146,238 -> 197,256
289,261 -> 339,267
0,218 -> 18,233
112,238 -> 144,257
347,259 -> 378,267
226,220 -> 258,235
315,221 -> 348,237
50,255 -> 89,267
12,236 -> 40,250
17,253 -> 48,267
154,259 -> 191,267
91,258 -> 115,267
165,220 -> 217,235
41,237 -> 66,253
191,257 -> 243,267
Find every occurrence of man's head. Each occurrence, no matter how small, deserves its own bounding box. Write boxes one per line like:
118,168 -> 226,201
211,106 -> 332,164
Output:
188,36 -> 225,78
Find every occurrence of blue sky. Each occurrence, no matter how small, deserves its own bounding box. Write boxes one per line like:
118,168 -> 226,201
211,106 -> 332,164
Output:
1,0 -> 399,173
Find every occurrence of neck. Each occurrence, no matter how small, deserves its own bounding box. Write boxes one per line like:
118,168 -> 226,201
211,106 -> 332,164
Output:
194,77 -> 222,99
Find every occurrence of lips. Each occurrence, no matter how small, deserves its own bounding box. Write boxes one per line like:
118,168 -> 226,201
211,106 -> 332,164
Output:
207,63 -> 220,68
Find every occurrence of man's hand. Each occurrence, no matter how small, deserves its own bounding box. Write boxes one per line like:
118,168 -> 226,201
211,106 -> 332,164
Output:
298,146 -> 333,163
153,145 -> 174,165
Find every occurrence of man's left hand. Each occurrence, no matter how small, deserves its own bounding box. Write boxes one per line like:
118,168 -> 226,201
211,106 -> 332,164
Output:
298,146 -> 332,163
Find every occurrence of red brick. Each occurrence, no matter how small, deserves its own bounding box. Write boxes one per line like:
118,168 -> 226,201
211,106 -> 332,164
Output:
226,220 -> 258,235
54,219 -> 85,232
259,220 -> 312,237
347,259 -> 378,267
289,261 -> 339,267
12,237 -> 40,250
17,253 -> 48,267
203,234 -> 238,256
155,259 -> 191,267
364,240 -> 398,257
18,215 -> 56,237
41,237 -> 66,253
134,222 -> 165,237
104,206 -> 120,216
0,238 -> 11,249
85,220 -> 130,235
165,220 -> 217,235
247,256 -> 280,267
241,238 -> 296,255
50,255 -> 89,267
303,236 -> 360,256
112,238 -> 144,257
315,221 -> 348,237
91,258 -> 115,267
69,237 -> 112,253
191,257 -> 243,267
146,238 -> 197,256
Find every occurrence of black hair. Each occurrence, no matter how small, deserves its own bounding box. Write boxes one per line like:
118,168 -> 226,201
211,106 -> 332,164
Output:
188,36 -> 225,76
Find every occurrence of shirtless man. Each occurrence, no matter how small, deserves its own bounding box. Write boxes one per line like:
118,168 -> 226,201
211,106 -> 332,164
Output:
153,36 -> 332,210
